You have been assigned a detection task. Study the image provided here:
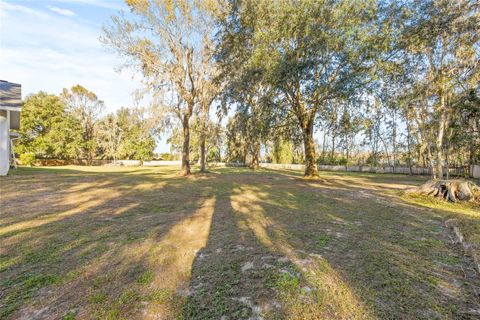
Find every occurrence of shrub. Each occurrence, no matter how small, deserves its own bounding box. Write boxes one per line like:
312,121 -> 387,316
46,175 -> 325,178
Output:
337,157 -> 348,165
19,153 -> 36,166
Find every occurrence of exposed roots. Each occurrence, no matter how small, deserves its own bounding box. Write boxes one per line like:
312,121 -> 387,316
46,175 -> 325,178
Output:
409,179 -> 480,203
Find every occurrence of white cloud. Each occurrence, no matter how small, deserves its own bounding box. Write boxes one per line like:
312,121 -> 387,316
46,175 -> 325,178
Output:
53,0 -> 124,10
47,5 -> 75,16
0,1 -> 50,19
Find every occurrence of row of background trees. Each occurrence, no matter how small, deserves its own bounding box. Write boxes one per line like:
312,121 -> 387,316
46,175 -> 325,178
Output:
100,0 -> 479,178
16,0 -> 479,179
17,85 -> 156,164
215,0 -> 480,178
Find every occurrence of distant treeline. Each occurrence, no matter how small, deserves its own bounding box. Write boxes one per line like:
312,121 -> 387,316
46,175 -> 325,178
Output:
16,85 -> 156,164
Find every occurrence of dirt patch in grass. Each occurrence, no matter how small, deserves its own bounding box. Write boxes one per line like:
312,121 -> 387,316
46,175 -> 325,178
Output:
1,166 -> 479,319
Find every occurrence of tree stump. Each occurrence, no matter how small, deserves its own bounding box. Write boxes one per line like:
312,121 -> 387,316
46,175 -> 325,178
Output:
409,179 -> 480,203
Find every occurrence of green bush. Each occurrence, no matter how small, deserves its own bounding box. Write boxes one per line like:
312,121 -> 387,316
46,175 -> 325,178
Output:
19,153 -> 36,166
160,153 -> 180,161
337,157 -> 348,165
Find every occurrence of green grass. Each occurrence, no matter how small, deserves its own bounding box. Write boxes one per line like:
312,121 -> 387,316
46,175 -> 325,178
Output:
1,165 -> 479,319
314,234 -> 330,247
403,192 -> 480,261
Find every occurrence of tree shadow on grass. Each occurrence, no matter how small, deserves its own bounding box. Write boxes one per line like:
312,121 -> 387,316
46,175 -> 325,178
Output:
0,166 -> 219,319
2,167 -> 479,319
183,171 -> 376,319
183,169 -> 480,319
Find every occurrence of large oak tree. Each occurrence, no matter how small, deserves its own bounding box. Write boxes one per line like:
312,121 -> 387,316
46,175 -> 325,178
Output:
217,0 -> 387,177
101,0 -> 224,175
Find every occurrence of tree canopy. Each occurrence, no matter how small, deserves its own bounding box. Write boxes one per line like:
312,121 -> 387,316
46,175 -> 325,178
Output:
16,88 -> 156,162
16,0 -> 480,177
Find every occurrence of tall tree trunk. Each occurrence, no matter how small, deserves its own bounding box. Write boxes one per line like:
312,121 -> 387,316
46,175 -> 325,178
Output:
406,114 -> 413,175
414,106 -> 435,176
435,94 -> 447,179
371,129 -> 378,167
321,131 -> 327,163
416,131 -> 425,167
331,133 -> 336,162
199,134 -> 206,172
445,127 -> 454,180
434,36 -> 448,180
392,110 -> 397,167
379,135 -> 391,166
302,118 -> 318,177
182,114 -> 191,175
425,143 -> 434,177
346,136 -> 350,167
445,147 -> 449,180
250,142 -> 260,169
199,113 -> 207,172
470,118 -> 479,165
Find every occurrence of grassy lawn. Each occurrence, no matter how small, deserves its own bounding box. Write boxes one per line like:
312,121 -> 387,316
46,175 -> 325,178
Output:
1,166 -> 479,319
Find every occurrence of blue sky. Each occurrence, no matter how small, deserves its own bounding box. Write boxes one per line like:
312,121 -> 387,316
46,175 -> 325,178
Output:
0,0 -> 171,152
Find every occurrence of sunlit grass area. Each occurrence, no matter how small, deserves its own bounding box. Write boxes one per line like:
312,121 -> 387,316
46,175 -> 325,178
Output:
403,191 -> 480,266
1,166 -> 479,319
